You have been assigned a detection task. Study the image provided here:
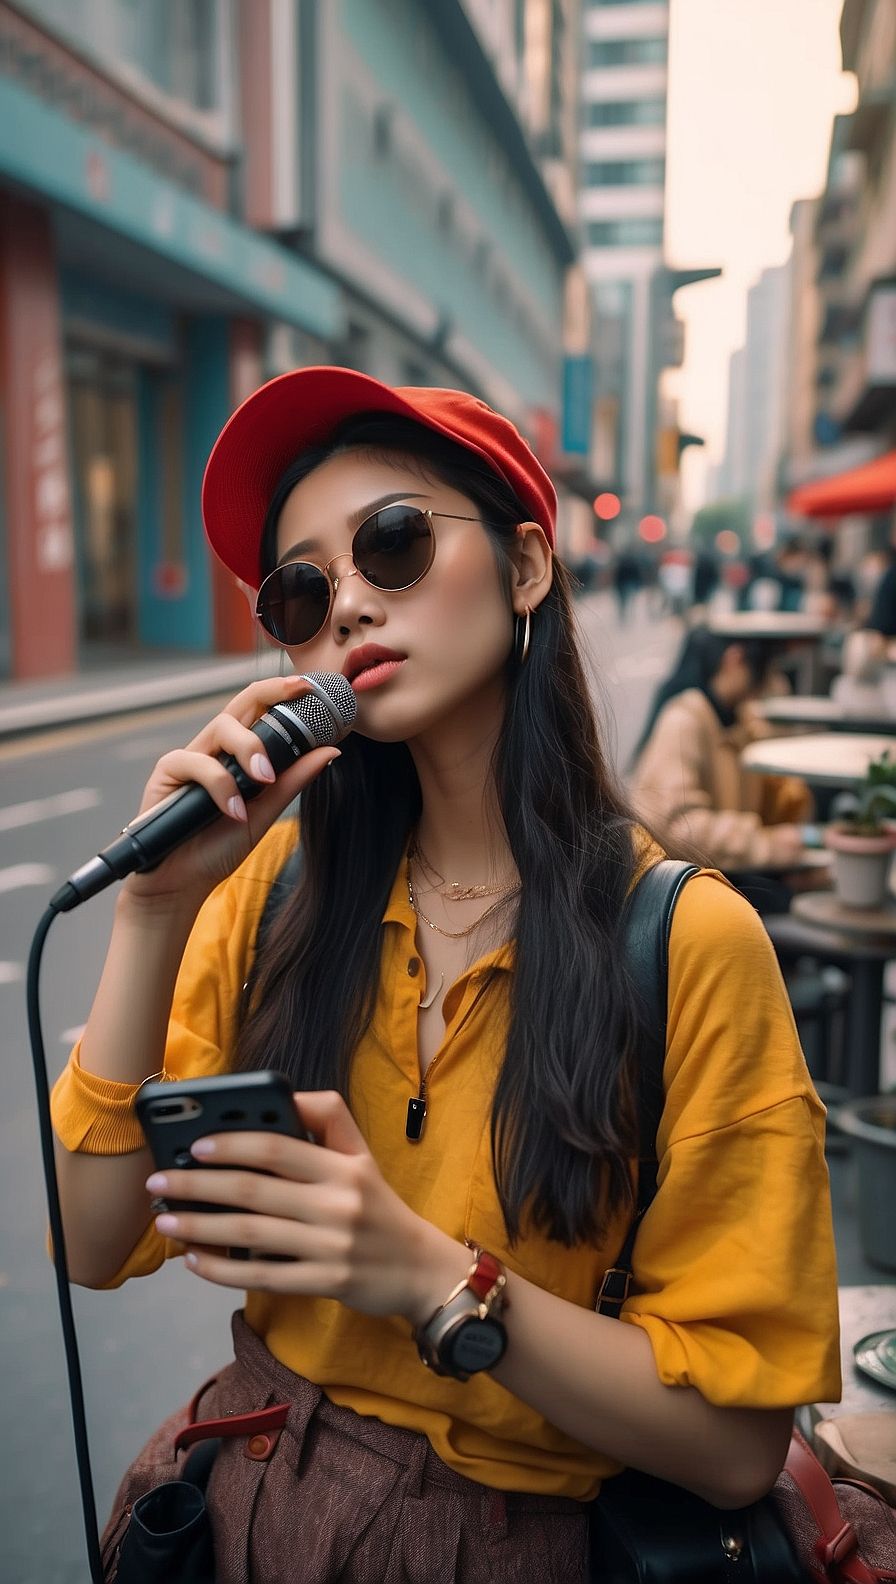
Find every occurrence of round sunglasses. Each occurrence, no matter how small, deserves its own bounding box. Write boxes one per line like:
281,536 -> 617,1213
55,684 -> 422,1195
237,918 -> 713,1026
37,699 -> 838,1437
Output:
255,505 -> 487,647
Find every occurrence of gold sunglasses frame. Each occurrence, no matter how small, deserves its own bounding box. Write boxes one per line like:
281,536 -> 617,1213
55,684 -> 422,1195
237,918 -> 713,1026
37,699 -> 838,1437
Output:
254,508 -> 487,646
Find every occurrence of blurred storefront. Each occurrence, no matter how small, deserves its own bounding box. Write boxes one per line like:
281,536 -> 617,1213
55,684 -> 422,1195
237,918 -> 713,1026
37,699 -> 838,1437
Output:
0,0 -> 584,681
0,0 -> 342,678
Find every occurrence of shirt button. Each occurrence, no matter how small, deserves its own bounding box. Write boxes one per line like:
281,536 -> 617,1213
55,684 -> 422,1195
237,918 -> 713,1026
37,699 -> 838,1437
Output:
407,957 -> 420,977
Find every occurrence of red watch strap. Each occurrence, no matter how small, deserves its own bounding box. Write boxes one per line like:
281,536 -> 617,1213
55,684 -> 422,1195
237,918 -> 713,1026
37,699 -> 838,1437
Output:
466,1246 -> 504,1302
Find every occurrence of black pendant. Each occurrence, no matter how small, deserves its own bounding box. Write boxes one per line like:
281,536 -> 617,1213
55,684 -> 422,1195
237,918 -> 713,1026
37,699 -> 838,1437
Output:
406,1096 -> 427,1142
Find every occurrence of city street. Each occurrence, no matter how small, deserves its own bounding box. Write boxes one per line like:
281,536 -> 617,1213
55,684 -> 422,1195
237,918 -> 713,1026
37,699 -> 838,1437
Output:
0,594 -> 679,1583
1,0 -> 893,1576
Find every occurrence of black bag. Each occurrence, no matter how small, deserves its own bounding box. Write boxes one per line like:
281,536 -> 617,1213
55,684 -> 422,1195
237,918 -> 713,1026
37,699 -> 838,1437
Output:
590,1465 -> 805,1583
114,1438 -> 218,1584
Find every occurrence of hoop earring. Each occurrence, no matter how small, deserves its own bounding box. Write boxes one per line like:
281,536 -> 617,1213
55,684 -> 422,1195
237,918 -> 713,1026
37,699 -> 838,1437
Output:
515,607 -> 531,666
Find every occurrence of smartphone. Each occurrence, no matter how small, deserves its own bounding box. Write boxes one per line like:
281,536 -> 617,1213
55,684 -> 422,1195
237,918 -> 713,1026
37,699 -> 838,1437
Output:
135,1071 -> 307,1218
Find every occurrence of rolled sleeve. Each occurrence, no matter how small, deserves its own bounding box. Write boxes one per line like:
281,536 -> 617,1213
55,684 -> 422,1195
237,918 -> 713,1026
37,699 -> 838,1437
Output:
621,1096 -> 841,1405
50,1048 -> 173,1155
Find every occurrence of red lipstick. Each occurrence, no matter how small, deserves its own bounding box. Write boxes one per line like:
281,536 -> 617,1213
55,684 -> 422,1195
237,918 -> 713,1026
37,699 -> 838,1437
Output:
344,643 -> 406,691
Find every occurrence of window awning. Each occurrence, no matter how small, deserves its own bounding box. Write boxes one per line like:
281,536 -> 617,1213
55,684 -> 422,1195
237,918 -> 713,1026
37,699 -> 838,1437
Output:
788,449 -> 896,518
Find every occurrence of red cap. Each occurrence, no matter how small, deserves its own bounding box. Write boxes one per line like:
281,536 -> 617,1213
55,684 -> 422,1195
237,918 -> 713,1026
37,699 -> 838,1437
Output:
202,366 -> 557,589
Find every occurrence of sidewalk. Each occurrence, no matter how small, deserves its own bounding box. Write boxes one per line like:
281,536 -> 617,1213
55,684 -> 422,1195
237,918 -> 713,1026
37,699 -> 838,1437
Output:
0,651 -> 281,741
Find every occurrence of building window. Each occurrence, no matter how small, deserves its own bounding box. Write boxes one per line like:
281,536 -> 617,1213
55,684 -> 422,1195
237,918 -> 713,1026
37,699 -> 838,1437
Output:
587,217 -> 663,247
585,158 -> 665,186
585,98 -> 665,127
588,37 -> 667,67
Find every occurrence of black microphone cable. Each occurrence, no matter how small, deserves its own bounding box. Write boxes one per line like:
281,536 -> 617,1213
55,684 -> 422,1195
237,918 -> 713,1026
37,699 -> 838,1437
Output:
27,901 -> 105,1584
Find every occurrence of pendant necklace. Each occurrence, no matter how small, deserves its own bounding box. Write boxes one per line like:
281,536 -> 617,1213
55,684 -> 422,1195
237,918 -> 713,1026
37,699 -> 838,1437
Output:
405,974 -> 494,1141
404,857 -> 515,1141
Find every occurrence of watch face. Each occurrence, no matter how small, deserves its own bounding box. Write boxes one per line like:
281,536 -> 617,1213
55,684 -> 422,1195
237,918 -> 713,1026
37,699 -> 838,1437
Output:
446,1318 -> 507,1375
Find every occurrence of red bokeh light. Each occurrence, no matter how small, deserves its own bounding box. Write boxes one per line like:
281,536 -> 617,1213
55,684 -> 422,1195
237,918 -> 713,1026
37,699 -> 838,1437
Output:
638,515 -> 667,543
715,529 -> 740,555
593,492 -> 621,520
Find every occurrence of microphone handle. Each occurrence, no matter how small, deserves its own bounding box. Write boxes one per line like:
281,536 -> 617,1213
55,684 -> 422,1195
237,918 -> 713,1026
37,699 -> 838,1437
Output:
51,712 -> 316,912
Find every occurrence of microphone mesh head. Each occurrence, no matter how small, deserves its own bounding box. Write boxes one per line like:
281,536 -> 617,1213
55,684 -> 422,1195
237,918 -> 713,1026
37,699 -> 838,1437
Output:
272,671 -> 357,748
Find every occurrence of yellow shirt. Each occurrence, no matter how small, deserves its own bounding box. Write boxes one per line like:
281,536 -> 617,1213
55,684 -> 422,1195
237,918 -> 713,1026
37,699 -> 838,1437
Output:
50,821 -> 841,1500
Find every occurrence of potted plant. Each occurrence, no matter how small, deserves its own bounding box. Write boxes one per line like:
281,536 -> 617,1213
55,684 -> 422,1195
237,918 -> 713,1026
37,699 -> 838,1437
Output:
825,751 -> 896,908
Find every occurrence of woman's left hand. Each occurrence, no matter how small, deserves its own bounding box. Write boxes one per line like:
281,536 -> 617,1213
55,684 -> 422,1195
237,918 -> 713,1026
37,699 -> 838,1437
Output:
146,1091 -> 465,1324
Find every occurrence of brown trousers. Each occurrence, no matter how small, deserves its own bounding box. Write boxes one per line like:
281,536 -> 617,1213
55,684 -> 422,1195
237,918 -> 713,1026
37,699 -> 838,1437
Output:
102,1310 -> 589,1583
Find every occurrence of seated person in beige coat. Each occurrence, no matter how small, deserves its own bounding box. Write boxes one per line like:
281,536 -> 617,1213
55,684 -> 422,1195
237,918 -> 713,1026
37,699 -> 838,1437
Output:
630,629 -> 816,896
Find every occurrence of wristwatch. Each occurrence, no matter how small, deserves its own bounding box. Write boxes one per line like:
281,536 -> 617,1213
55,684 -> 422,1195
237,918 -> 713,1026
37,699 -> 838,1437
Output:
414,1242 -> 508,1381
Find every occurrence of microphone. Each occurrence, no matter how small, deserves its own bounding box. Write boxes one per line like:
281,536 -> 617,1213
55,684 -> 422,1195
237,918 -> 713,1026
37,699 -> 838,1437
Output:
50,672 -> 356,913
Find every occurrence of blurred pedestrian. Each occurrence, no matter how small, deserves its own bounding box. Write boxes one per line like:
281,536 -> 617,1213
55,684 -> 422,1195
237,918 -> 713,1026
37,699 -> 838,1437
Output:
692,549 -> 720,609
49,371 -> 838,1581
773,537 -> 808,613
611,546 -> 643,622
656,550 -> 692,618
864,543 -> 896,640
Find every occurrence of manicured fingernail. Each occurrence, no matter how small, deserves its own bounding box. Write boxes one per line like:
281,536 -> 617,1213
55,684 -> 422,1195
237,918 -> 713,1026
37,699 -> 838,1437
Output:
227,795 -> 248,822
191,1138 -> 215,1157
145,1173 -> 168,1192
184,1253 -> 199,1269
250,753 -> 275,782
155,1214 -> 179,1234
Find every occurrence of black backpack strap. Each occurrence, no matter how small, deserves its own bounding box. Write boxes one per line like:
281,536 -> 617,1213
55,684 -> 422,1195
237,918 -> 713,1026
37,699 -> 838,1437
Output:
241,843 -> 304,1010
255,844 -> 304,959
596,859 -> 700,1317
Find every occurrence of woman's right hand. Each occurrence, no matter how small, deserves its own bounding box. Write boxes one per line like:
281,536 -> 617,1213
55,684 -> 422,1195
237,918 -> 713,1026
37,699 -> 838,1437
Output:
120,675 -> 341,910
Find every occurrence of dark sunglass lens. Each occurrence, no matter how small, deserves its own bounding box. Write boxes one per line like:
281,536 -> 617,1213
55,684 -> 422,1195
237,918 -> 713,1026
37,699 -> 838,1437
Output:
256,562 -> 330,645
354,507 -> 433,590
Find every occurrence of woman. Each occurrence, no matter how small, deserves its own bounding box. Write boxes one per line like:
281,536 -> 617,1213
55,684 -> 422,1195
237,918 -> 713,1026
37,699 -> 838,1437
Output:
51,369 -> 839,1583
629,626 -> 819,906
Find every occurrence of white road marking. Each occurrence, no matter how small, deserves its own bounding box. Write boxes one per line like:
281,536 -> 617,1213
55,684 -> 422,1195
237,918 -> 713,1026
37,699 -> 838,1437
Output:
0,863 -> 56,892
60,1025 -> 85,1045
0,788 -> 101,831
0,962 -> 23,984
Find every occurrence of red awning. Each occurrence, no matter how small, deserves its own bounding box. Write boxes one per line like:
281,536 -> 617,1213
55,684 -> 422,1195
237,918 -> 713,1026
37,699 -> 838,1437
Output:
788,449 -> 896,518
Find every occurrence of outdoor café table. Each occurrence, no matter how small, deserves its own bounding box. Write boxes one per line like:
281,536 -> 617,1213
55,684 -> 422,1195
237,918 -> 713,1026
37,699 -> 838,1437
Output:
758,697 -> 896,734
791,891 -> 896,1096
797,1285 -> 896,1443
740,732 -> 895,789
707,611 -> 834,691
708,612 -> 831,641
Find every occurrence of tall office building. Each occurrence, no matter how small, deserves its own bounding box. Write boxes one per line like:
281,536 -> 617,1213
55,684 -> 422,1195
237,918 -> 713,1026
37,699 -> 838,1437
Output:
579,0 -> 668,521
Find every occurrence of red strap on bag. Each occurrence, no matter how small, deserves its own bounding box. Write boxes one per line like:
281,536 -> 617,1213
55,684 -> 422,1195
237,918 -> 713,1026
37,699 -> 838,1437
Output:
173,1401 -> 290,1454
783,1429 -> 879,1584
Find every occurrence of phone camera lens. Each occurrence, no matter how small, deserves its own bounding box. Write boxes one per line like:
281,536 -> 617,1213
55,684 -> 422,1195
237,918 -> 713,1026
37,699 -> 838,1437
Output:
174,1150 -> 192,1168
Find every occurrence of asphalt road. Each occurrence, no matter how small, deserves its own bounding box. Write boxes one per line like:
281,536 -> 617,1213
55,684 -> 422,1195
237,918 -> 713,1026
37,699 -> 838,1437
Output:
0,592 -> 681,1584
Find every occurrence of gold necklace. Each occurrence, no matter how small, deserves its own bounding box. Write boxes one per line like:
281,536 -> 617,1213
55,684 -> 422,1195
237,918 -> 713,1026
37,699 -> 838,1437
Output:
408,838 -> 514,901
406,867 -> 519,939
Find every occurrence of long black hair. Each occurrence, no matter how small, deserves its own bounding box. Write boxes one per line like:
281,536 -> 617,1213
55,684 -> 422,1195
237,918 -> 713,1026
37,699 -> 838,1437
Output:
631,626 -> 774,767
236,412 -> 645,1247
